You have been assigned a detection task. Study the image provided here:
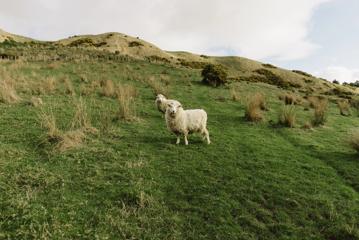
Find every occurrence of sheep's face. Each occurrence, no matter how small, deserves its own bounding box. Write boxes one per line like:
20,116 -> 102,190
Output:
167,102 -> 182,117
156,94 -> 166,103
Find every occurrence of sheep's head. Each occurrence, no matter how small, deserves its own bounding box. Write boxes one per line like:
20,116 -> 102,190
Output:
155,94 -> 166,103
166,101 -> 182,117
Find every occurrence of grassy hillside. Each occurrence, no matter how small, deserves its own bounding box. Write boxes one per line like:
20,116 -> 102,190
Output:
0,32 -> 359,239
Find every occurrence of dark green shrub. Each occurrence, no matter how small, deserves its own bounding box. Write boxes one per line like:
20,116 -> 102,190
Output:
128,41 -> 143,47
253,68 -> 299,88
201,64 -> 227,87
262,63 -> 277,69
292,70 -> 312,77
180,60 -> 208,69
68,38 -> 94,47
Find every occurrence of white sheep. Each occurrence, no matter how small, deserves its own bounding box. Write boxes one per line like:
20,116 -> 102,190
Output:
155,94 -> 180,114
165,101 -> 210,145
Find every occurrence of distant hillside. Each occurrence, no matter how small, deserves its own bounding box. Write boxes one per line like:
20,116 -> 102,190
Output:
0,28 -> 34,43
1,28 -> 357,98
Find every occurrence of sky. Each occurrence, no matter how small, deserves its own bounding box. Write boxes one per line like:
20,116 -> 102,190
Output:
0,0 -> 358,83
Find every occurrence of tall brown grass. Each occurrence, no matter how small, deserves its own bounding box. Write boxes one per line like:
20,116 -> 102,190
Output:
337,99 -> 350,116
278,105 -> 296,128
244,93 -> 267,122
279,93 -> 301,105
39,99 -> 96,152
0,79 -> 21,104
63,77 -> 75,95
230,87 -> 240,102
43,76 -> 56,93
71,98 -> 98,134
29,96 -> 43,107
146,76 -> 169,96
311,98 -> 328,126
101,79 -> 116,97
116,84 -> 138,121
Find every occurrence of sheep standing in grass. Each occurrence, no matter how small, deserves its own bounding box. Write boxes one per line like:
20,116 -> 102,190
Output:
155,94 -> 180,114
165,101 -> 210,145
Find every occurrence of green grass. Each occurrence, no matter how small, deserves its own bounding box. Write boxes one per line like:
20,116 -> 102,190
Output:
0,52 -> 358,239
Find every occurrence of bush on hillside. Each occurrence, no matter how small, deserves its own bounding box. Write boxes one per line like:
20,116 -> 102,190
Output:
278,105 -> 296,128
128,41 -> 144,47
201,64 -> 227,87
292,70 -> 312,77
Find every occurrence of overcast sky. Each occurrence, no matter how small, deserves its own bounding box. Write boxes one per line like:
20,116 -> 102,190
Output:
0,0 -> 358,82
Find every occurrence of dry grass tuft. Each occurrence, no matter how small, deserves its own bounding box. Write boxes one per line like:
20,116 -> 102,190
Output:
278,105 -> 296,128
29,96 -> 43,107
71,98 -> 98,134
116,84 -> 138,121
39,111 -> 62,143
55,130 -> 85,152
101,79 -> 116,98
230,87 -> 240,102
279,93 -> 301,105
311,98 -> 328,126
43,76 -> 56,93
337,99 -> 351,116
146,76 -> 169,96
244,93 -> 267,122
63,77 -> 75,95
39,99 -> 96,153
302,121 -> 313,130
349,129 -> 359,152
0,79 -> 21,104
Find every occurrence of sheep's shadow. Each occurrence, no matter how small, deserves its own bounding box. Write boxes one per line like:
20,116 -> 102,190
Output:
138,133 -> 209,147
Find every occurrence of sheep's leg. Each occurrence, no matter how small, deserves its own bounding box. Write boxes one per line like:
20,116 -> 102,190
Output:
204,128 -> 211,144
176,135 -> 180,144
184,133 -> 189,145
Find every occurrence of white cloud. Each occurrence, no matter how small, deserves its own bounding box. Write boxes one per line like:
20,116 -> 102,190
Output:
317,66 -> 359,83
0,0 -> 330,60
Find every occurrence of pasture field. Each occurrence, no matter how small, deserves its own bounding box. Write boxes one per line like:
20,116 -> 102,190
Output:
0,50 -> 358,239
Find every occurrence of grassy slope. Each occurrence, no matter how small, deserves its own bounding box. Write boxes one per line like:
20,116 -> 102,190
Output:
0,56 -> 358,240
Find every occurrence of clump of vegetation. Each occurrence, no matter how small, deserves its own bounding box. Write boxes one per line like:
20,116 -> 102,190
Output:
311,98 -> 328,126
146,76 -> 169,96
333,80 -> 340,84
201,64 -> 227,87
254,68 -> 300,89
101,79 -> 116,98
230,86 -> 240,101
146,55 -> 171,64
279,93 -> 301,105
278,105 -> 296,128
0,79 -> 21,104
244,93 -> 267,122
43,76 -> 57,93
337,99 -> 351,116
71,99 -> 98,134
350,99 -> 359,115
302,121 -> 313,130
349,129 -> 359,152
116,84 -> 138,121
325,87 -> 353,98
128,41 -> 144,47
179,60 -> 208,69
68,38 -> 95,47
292,70 -> 312,77
28,96 -> 43,107
62,77 -> 75,95
39,99 -> 96,152
262,63 -> 277,69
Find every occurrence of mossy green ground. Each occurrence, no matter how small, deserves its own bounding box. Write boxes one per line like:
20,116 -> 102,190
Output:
0,58 -> 358,239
